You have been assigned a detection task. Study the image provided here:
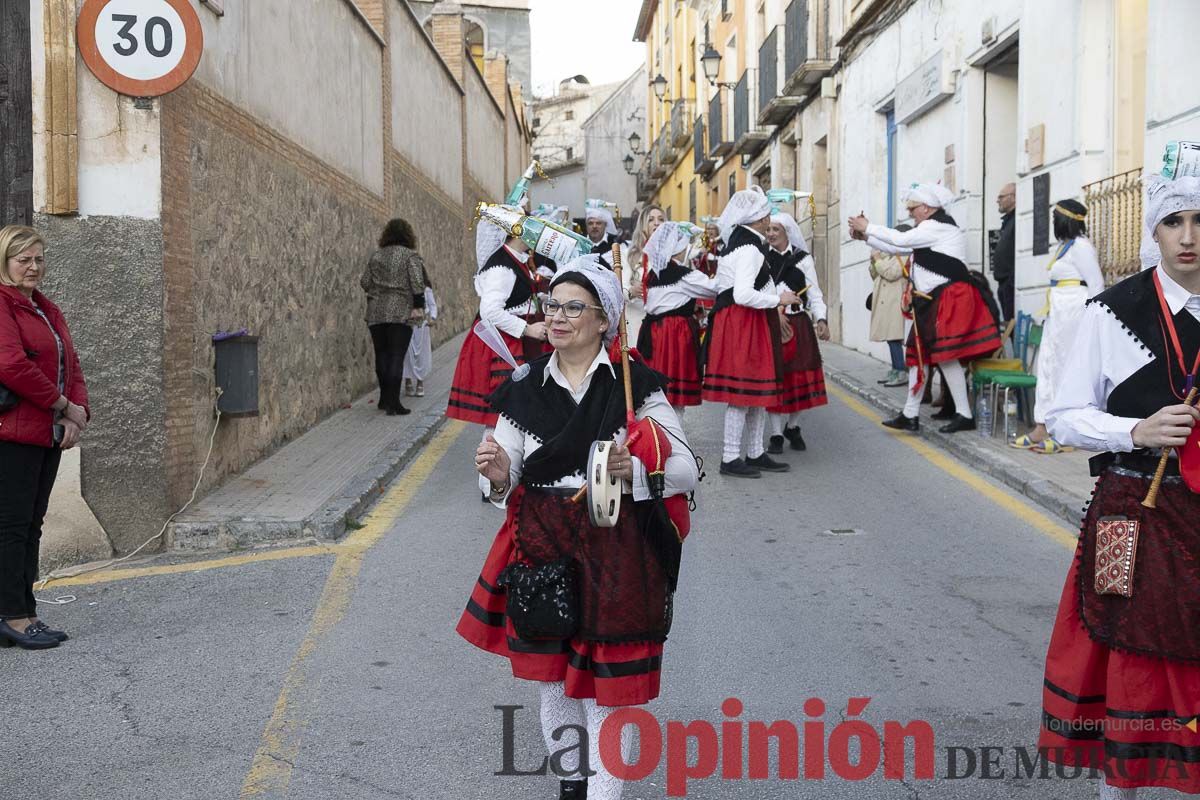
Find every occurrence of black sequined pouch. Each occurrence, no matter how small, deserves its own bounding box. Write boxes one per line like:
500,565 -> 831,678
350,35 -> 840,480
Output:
497,557 -> 580,640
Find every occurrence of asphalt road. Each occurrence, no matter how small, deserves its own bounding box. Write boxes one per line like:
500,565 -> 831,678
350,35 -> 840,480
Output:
4,389 -> 1143,799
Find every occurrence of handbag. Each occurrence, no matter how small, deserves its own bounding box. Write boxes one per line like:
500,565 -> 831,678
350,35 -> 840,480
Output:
497,557 -> 580,639
0,383 -> 17,413
865,292 -> 874,311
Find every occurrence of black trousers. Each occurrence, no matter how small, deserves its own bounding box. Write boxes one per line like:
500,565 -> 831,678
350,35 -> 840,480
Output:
997,278 -> 1015,323
0,441 -> 62,619
369,322 -> 414,411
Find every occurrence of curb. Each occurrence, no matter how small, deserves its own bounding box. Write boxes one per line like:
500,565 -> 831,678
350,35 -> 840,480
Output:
823,365 -> 1086,528
167,404 -> 449,552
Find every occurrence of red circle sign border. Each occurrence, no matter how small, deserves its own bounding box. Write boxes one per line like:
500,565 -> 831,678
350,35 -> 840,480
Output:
77,0 -> 204,98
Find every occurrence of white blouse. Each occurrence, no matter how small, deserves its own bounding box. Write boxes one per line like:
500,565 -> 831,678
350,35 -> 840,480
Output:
716,226 -> 780,310
474,246 -> 538,339
772,247 -> 828,321
481,348 -> 700,506
865,219 -> 968,295
644,263 -> 719,315
1046,266 -> 1200,452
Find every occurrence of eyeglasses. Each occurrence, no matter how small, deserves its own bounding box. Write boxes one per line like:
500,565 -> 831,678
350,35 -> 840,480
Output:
543,299 -> 604,319
11,256 -> 45,270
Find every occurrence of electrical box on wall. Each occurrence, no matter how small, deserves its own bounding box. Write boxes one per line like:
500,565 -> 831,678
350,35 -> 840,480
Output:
213,332 -> 260,417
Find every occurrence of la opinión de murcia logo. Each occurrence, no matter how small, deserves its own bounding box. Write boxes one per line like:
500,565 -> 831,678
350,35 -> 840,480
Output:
493,698 -> 1200,797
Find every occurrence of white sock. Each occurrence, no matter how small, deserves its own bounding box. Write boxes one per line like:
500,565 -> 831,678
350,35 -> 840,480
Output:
940,360 -> 973,419
1099,774 -> 1137,800
788,411 -> 802,428
902,367 -> 922,418
768,413 -> 786,438
539,682 -> 586,782
745,407 -> 767,459
584,699 -> 633,800
723,405 -> 748,462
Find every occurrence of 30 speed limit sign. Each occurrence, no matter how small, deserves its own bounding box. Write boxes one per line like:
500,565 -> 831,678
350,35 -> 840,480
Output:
77,0 -> 204,97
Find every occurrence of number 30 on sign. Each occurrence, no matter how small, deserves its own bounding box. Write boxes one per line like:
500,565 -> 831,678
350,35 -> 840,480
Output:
77,0 -> 204,98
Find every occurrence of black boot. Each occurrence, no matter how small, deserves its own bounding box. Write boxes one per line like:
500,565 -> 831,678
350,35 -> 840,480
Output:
767,435 -> 784,455
719,458 -> 762,478
881,414 -> 919,432
938,414 -> 977,434
746,454 -> 791,473
783,425 -> 806,451
560,778 -> 587,799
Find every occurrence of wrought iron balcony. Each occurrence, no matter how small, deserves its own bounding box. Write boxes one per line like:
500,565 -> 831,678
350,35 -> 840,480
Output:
783,0 -> 835,96
758,25 -> 802,125
707,89 -> 733,159
733,69 -> 771,157
694,114 -> 717,176
670,100 -> 693,149
1084,167 -> 1144,285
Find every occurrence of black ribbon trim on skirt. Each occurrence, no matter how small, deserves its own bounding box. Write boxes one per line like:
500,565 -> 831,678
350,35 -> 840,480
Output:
1105,740 -> 1200,764
1042,711 -> 1105,741
466,598 -> 504,627
569,650 -> 663,678
1044,678 -> 1105,705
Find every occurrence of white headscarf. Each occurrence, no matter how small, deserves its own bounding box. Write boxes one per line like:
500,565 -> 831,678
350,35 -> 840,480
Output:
550,254 -> 625,345
1140,174 -> 1200,269
902,183 -> 956,210
643,222 -> 693,277
718,186 -> 772,242
476,222 -> 509,273
770,212 -> 808,254
584,206 -> 619,237
534,204 -> 569,224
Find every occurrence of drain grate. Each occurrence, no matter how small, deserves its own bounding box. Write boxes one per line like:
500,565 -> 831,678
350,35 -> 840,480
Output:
820,528 -> 866,537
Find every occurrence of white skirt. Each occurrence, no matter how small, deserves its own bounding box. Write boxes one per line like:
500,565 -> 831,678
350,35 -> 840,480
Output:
1034,285 -> 1089,424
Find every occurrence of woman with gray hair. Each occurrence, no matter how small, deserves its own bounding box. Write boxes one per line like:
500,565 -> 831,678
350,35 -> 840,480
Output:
0,225 -> 90,650
460,256 -> 699,800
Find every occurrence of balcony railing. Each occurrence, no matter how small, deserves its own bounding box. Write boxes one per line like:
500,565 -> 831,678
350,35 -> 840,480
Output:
734,69 -> 771,156
758,25 -> 801,125
708,89 -> 733,159
670,100 -> 692,148
783,0 -> 835,95
1084,167 -> 1144,285
649,132 -> 667,178
695,114 -> 717,176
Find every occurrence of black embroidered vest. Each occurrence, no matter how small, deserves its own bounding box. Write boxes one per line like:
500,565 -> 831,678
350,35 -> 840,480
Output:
480,248 -> 537,310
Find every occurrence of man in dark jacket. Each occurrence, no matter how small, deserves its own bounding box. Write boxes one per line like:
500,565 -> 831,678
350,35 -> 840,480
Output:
992,182 -> 1016,321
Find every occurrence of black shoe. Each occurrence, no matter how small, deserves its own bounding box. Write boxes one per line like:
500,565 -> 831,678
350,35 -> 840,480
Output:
0,621 -> 60,650
931,406 -> 957,421
938,414 -> 977,434
32,621 -> 67,643
767,435 -> 784,455
560,779 -> 587,800
783,426 -> 807,451
719,458 -> 761,478
746,454 -> 791,473
881,414 -> 919,432
386,405 -> 412,417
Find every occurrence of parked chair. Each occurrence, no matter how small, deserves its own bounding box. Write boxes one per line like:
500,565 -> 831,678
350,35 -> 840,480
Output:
985,312 -> 1042,439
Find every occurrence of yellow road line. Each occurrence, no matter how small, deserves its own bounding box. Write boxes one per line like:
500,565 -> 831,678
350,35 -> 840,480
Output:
40,421 -> 470,590
828,385 -> 1078,550
239,419 -> 464,798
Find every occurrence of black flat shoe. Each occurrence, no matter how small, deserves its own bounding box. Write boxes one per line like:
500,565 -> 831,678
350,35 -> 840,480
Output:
719,458 -> 761,478
32,621 -> 67,643
0,621 -> 59,650
931,406 -> 957,421
938,414 -> 977,434
784,425 -> 807,451
386,406 -> 412,416
746,454 -> 790,473
560,779 -> 587,799
766,435 -> 784,455
881,414 -> 920,432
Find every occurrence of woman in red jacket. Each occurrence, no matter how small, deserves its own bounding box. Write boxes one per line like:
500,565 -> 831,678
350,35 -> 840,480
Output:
0,226 -> 89,650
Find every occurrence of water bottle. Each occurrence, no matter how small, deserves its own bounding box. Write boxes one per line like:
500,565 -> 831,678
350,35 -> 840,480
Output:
976,392 -> 992,438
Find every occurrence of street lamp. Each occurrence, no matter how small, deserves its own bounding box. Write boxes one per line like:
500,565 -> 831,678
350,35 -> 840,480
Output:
623,154 -> 636,174
701,44 -> 722,84
651,73 -> 669,101
628,131 -> 643,154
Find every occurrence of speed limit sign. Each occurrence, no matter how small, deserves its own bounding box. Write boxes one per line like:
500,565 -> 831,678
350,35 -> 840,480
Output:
77,0 -> 204,97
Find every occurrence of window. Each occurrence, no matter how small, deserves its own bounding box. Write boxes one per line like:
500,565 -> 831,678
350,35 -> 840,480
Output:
565,110 -> 574,121
885,108 -> 897,227
566,147 -> 574,160
721,0 -> 731,20
533,117 -> 541,128
728,173 -> 736,198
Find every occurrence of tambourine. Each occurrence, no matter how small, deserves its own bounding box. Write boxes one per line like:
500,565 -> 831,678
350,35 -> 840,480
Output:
587,440 -> 622,528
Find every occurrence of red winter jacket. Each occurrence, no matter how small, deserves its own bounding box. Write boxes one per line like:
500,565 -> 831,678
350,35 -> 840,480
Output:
0,285 -> 89,448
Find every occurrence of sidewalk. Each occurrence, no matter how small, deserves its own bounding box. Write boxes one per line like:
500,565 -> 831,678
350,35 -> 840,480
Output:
821,343 -> 1094,527
167,332 -> 466,551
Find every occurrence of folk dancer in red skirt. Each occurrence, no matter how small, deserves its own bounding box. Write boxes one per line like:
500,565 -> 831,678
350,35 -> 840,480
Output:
764,211 -> 830,454
447,223 -> 548,427
636,222 -> 718,411
462,255 -> 700,800
849,183 -> 1002,433
1037,169 -> 1200,799
704,187 -> 805,478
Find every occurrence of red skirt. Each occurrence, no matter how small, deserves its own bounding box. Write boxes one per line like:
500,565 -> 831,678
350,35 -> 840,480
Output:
642,315 -> 702,407
1038,470 -> 1200,792
769,313 -> 828,414
456,494 -> 666,707
702,305 -> 783,407
447,326 -> 525,426
906,282 -> 1002,367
